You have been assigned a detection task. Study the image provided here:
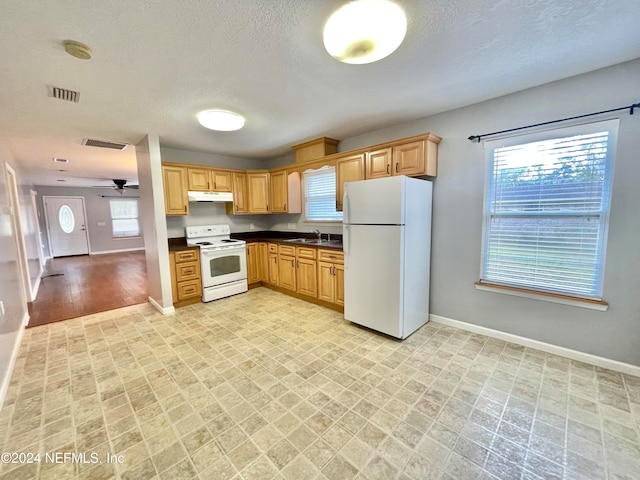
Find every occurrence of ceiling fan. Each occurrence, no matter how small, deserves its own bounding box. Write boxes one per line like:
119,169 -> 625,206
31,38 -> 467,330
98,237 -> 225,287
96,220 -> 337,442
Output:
93,179 -> 139,194
112,179 -> 138,193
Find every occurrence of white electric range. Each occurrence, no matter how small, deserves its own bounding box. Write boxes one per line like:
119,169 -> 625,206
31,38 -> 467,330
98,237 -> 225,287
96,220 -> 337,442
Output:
185,224 -> 248,302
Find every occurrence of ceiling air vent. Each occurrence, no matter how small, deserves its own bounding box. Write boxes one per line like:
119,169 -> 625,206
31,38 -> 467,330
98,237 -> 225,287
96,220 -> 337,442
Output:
49,86 -> 80,103
82,138 -> 129,150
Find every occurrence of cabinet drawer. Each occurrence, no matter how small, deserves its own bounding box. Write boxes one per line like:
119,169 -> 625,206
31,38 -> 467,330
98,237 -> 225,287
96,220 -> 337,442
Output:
177,279 -> 201,300
296,246 -> 317,259
176,261 -> 200,282
175,249 -> 199,263
278,244 -> 296,256
268,243 -> 278,253
318,249 -> 344,263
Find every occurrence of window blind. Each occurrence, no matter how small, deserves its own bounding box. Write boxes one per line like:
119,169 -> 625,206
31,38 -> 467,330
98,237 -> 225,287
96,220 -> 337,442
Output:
109,199 -> 140,237
481,120 -> 617,299
303,167 -> 343,222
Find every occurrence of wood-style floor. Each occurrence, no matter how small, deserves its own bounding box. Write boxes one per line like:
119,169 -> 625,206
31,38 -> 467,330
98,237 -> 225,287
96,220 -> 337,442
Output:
27,250 -> 148,327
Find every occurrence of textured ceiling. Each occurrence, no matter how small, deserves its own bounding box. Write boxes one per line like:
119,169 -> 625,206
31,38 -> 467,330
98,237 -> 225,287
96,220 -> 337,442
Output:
1,0 -> 639,187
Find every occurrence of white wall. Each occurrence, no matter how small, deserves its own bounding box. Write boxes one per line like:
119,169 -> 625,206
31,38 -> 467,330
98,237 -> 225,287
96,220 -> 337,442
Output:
0,145 -> 30,408
35,186 -> 144,255
337,58 -> 640,366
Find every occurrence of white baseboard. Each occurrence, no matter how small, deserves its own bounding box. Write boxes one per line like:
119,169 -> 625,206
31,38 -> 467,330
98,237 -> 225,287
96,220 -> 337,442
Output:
90,247 -> 145,255
148,296 -> 175,315
0,311 -> 29,412
429,314 -> 640,377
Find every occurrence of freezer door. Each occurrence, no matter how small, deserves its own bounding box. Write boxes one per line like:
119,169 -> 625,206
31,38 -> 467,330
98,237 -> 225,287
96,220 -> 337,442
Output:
344,176 -> 405,225
344,224 -> 403,338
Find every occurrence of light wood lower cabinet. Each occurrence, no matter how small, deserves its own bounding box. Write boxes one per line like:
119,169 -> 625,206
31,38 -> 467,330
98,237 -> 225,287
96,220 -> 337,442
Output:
170,248 -> 202,306
317,249 -> 344,305
246,241 -> 343,310
278,255 -> 296,291
247,242 -> 269,285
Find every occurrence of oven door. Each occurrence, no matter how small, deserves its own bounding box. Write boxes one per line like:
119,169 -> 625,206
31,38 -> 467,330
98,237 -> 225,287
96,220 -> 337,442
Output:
200,246 -> 247,287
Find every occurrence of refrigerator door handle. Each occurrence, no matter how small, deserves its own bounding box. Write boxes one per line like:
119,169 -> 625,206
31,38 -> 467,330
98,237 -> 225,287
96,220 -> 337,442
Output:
343,187 -> 350,226
343,224 -> 349,263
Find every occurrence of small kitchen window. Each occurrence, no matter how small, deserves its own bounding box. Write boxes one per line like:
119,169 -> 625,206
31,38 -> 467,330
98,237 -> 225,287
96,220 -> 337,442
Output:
303,166 -> 343,222
109,199 -> 140,238
479,119 -> 618,303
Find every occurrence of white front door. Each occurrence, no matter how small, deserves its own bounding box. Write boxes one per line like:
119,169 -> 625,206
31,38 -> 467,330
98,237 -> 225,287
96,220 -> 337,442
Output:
44,196 -> 89,257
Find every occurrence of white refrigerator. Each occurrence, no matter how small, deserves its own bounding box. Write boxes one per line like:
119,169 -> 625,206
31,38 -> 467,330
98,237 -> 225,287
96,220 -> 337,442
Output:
343,175 -> 432,339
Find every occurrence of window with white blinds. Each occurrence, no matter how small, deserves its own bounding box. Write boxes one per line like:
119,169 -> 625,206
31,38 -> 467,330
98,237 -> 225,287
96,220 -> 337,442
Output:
303,166 -> 343,222
480,120 -> 618,300
109,199 -> 140,237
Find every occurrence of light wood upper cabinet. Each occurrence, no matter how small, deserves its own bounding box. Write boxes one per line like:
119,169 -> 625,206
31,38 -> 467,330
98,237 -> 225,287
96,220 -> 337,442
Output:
247,172 -> 271,214
211,170 -> 232,192
227,172 -> 248,215
366,148 -> 392,179
336,153 -> 365,212
163,165 -> 189,215
188,167 -> 232,192
393,140 -> 426,177
187,167 -> 211,191
270,170 -> 301,214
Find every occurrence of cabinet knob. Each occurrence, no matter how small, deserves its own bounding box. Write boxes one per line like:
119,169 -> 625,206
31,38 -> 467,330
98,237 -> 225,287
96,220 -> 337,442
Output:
395,163 -> 399,173
386,164 -> 390,174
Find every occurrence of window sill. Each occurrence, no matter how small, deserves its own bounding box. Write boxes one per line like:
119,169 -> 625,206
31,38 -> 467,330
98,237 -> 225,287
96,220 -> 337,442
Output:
474,281 -> 609,311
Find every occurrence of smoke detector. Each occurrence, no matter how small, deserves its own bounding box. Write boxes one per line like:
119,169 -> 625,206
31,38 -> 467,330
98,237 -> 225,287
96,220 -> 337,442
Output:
63,40 -> 92,60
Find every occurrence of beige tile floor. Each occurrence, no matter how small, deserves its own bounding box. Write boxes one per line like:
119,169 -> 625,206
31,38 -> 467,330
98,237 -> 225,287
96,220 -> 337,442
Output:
0,287 -> 639,480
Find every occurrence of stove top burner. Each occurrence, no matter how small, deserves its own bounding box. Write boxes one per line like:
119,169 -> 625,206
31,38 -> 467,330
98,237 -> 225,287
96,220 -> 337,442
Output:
197,241 -> 213,245
221,239 -> 237,243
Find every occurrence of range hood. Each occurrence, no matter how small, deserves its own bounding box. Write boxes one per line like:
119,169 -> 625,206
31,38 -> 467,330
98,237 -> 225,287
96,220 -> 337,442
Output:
188,191 -> 233,202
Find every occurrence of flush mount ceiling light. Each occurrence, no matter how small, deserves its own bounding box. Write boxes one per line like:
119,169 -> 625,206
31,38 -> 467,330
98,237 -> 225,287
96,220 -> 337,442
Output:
197,110 -> 245,131
63,40 -> 92,60
323,0 -> 407,64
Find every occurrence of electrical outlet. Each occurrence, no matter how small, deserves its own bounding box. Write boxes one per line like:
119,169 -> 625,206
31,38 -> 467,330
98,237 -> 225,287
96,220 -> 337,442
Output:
0,301 -> 4,316
250,223 -> 255,230
288,223 -> 296,229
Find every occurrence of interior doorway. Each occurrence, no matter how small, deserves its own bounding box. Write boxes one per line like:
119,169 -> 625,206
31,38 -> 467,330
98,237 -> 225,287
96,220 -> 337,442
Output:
43,196 -> 89,257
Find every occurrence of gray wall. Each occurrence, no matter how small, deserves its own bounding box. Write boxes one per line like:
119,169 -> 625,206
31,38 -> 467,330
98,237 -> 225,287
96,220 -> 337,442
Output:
35,186 -> 145,256
0,145 -> 30,406
338,59 -> 640,366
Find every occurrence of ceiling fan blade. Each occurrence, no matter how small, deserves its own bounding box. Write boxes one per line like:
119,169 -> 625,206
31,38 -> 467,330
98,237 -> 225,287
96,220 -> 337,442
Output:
125,185 -> 139,189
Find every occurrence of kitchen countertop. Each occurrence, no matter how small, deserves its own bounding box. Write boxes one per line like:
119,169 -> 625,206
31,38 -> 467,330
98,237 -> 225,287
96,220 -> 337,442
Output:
168,231 -> 343,251
231,231 -> 343,250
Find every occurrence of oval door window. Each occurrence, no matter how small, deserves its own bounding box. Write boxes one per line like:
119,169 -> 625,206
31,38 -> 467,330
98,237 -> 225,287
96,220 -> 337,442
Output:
58,205 -> 75,233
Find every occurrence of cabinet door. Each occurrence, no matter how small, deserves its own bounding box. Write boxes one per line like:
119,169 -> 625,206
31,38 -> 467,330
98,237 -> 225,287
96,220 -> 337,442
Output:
188,167 -> 211,191
334,263 -> 344,306
163,165 -> 189,215
227,172 -> 248,214
336,153 -> 365,211
169,252 -> 178,303
297,258 -> 317,297
268,253 -> 279,285
366,148 -> 392,179
270,170 -> 288,213
258,242 -> 268,282
278,255 -> 296,291
393,140 -> 426,176
212,170 -> 232,192
317,261 -> 335,303
246,243 -> 260,284
247,172 -> 270,214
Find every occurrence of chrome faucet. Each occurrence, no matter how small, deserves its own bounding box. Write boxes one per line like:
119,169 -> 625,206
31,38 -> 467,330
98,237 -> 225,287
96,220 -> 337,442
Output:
311,229 -> 321,241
